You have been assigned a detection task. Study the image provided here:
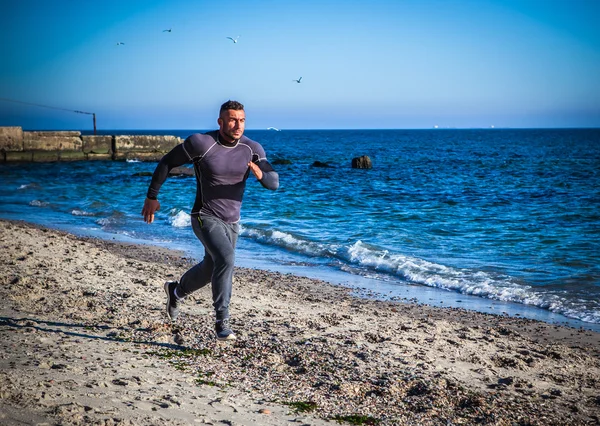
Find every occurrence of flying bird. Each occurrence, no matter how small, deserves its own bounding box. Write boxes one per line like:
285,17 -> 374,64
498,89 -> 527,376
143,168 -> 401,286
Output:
226,35 -> 240,43
293,77 -> 302,83
116,42 -> 125,45
163,28 -> 172,32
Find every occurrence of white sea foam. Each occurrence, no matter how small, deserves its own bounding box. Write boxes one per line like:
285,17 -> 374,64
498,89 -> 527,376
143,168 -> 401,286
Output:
345,241 -> 600,323
270,230 -> 307,247
95,218 -> 112,226
19,183 -> 40,190
242,227 -> 332,257
169,210 -> 190,228
71,209 -> 95,216
29,200 -> 49,207
94,210 -> 126,227
126,159 -> 141,163
241,231 -> 600,324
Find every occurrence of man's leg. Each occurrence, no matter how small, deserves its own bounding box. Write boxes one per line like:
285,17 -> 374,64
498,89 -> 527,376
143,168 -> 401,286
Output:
164,216 -> 213,321
178,216 -> 214,296
192,215 -> 238,321
166,214 -> 238,339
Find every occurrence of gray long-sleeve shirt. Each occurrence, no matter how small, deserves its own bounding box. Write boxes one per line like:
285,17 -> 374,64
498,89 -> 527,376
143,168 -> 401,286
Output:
147,130 -> 279,223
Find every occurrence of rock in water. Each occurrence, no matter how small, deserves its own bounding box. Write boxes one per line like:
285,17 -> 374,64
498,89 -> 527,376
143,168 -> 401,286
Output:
351,155 -> 372,169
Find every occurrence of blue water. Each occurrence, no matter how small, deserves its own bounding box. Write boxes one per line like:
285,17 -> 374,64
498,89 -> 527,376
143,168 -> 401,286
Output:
2,129 -> 599,330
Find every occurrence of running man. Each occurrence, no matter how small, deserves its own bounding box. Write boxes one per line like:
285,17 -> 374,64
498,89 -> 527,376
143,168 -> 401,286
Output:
141,100 -> 279,340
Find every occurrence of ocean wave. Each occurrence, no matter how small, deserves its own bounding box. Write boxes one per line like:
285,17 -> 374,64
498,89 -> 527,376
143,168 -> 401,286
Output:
126,159 -> 141,163
19,183 -> 41,190
169,210 -> 191,228
241,227 -> 336,258
242,228 -> 600,323
29,200 -> 49,207
95,211 -> 125,227
71,209 -> 97,216
346,241 -> 600,323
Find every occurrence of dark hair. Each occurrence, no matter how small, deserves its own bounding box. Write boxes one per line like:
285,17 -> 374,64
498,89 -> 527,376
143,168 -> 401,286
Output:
220,100 -> 244,115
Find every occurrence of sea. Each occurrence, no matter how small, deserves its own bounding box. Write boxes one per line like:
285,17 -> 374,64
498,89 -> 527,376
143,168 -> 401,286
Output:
1,128 -> 599,331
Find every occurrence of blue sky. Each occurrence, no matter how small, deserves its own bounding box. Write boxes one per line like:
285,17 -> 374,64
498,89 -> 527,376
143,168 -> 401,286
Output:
1,0 -> 599,130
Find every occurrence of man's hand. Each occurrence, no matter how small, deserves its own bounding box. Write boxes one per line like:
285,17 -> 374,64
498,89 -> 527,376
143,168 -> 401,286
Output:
141,198 -> 161,224
248,162 -> 263,180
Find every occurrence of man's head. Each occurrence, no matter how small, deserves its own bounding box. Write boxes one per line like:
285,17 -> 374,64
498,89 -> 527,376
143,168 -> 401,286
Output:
218,100 -> 245,142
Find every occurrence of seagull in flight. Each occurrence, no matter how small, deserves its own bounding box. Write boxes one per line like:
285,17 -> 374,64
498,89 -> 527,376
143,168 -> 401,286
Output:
116,42 -> 125,45
163,28 -> 172,32
226,35 -> 240,43
293,77 -> 302,83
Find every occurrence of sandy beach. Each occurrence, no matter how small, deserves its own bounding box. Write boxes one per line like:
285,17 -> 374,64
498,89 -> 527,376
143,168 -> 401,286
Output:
1,219 -> 599,425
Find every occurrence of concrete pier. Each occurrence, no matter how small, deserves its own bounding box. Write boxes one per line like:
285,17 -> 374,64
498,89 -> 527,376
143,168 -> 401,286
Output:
0,127 -> 182,162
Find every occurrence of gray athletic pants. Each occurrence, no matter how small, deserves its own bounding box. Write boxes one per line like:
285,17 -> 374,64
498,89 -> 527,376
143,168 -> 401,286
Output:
177,214 -> 239,321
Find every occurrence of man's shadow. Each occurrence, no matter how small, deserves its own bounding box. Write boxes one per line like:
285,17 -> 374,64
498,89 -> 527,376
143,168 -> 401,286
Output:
0,316 -> 186,350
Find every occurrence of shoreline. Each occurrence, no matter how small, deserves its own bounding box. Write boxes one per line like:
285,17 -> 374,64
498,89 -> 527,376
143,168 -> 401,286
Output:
1,219 -> 599,425
5,209 -> 596,333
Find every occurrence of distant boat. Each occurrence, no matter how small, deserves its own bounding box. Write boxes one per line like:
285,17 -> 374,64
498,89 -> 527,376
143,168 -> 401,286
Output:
267,127 -> 280,131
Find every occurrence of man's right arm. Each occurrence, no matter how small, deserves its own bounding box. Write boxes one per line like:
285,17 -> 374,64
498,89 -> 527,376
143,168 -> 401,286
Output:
142,142 -> 192,224
146,143 -> 190,199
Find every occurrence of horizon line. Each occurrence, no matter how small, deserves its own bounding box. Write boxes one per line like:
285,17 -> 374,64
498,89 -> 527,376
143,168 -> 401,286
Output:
7,126 -> 600,132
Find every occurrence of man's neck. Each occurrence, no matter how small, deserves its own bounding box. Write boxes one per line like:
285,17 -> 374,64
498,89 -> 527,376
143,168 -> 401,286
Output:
218,130 -> 238,145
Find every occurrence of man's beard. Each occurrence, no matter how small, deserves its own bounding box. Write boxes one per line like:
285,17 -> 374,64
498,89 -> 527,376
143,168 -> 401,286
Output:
223,129 -> 242,141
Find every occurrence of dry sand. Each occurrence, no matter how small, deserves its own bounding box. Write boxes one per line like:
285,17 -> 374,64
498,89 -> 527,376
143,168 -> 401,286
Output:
1,219 -> 599,425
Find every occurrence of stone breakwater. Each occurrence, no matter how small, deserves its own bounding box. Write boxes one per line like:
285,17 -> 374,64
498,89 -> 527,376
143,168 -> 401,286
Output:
0,126 -> 182,162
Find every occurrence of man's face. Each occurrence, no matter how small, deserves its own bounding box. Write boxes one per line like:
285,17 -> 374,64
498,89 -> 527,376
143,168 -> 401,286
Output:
218,109 -> 245,141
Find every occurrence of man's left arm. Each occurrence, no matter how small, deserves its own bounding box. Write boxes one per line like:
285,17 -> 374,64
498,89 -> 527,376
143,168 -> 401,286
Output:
248,160 -> 279,190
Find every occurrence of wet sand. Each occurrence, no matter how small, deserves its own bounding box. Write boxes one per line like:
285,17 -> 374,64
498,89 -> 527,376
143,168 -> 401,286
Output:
1,219 -> 599,425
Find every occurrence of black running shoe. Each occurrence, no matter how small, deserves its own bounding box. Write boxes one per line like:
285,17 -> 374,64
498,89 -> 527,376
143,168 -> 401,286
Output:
164,281 -> 180,321
215,318 -> 236,341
